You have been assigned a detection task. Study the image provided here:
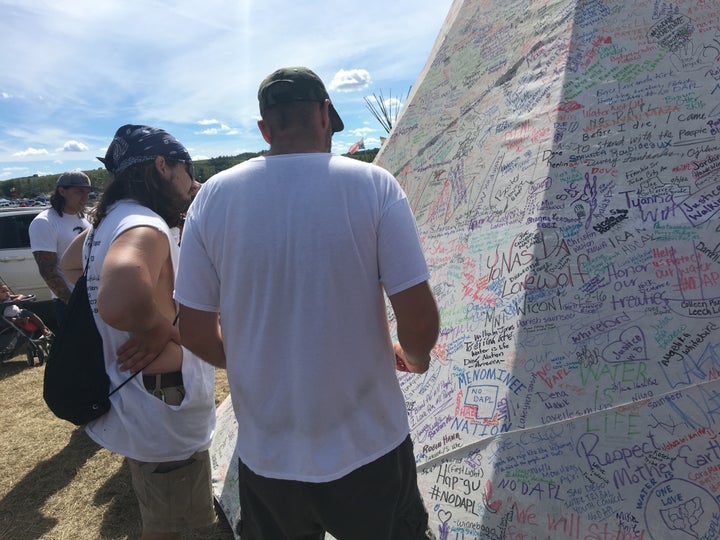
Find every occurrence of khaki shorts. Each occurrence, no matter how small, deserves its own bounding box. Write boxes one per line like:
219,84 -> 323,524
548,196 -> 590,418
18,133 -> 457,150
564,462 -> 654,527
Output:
127,449 -> 216,533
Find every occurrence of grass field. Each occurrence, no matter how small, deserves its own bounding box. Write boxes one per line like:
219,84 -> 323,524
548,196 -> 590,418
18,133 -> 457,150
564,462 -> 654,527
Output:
0,351 -> 235,539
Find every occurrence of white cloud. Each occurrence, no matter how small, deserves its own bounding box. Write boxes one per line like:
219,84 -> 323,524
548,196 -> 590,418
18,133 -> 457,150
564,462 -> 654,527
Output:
1,92 -> 12,99
13,147 -> 49,157
383,97 -> 403,110
329,69 -> 372,92
197,119 -> 220,125
62,140 -> 89,152
349,127 -> 376,137
198,123 -> 235,136
0,166 -> 29,179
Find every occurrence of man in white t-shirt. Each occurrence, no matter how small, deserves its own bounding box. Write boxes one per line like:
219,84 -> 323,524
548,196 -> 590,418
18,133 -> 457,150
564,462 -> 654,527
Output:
29,170 -> 91,327
175,67 -> 440,539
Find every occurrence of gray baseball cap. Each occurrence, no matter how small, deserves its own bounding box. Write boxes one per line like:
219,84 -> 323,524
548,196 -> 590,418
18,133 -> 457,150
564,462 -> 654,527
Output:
56,170 -> 91,187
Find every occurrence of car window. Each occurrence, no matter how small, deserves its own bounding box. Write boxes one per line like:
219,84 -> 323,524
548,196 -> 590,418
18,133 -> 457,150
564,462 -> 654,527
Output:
0,213 -> 36,250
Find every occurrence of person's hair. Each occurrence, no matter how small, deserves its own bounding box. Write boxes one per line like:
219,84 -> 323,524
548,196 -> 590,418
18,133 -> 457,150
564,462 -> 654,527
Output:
91,159 -> 185,228
50,188 -> 66,216
263,100 -> 323,132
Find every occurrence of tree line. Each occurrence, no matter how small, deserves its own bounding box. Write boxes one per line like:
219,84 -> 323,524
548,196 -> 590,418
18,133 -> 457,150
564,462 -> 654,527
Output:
2,147 -> 379,200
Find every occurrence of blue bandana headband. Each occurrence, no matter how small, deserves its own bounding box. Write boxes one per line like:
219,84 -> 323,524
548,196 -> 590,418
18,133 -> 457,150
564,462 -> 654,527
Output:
98,124 -> 191,176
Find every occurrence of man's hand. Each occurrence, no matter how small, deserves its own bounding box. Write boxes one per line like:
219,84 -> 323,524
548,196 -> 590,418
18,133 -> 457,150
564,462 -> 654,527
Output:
116,318 -> 181,372
394,342 -> 429,374
389,282 -> 439,375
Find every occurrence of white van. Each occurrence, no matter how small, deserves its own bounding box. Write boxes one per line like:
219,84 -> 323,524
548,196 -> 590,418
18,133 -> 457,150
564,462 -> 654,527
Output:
0,206 -> 56,328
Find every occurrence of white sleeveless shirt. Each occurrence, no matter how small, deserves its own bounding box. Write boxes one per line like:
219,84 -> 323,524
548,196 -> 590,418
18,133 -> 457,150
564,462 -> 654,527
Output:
84,200 -> 216,462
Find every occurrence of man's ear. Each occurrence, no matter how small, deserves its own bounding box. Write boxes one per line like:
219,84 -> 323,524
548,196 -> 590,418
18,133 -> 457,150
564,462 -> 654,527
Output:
320,100 -> 331,131
258,119 -> 272,144
155,155 -> 169,177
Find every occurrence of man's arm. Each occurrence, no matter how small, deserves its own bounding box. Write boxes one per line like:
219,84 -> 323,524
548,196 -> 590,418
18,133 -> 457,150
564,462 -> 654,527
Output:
388,281 -> 440,374
178,304 -> 226,368
33,251 -> 72,303
98,227 -> 180,370
59,229 -> 87,285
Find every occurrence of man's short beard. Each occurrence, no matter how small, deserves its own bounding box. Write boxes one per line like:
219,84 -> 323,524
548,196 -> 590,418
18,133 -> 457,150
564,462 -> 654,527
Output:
158,179 -> 192,220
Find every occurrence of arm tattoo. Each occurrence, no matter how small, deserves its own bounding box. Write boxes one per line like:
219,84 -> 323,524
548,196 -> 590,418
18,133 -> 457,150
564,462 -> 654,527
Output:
33,251 -> 72,304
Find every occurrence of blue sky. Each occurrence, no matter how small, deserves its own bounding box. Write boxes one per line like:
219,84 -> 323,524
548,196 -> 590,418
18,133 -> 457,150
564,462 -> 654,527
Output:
0,0 -> 454,180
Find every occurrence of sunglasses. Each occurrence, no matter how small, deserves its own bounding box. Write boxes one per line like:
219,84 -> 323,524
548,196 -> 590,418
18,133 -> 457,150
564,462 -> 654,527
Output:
176,159 -> 195,180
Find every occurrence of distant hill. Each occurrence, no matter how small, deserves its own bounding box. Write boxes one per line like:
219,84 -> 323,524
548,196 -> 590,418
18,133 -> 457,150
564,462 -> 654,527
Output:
1,147 -> 379,200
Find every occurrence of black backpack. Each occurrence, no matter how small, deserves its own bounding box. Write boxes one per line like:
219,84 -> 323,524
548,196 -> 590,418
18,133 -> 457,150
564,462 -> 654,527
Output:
43,269 -> 110,425
43,229 -> 145,425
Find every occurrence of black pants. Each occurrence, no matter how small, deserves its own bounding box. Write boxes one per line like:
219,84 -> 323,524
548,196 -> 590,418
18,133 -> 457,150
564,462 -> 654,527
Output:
237,435 -> 430,540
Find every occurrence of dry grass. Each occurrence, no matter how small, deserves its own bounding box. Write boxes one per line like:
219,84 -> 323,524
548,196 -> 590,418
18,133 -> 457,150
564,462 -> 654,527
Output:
0,351 -> 235,539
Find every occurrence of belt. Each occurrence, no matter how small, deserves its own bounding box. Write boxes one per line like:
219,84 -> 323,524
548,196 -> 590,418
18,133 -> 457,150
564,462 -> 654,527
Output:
143,371 -> 184,392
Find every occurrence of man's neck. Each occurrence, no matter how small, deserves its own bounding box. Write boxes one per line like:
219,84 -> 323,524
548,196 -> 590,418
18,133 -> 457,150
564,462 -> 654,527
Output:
266,127 -> 330,155
266,148 -> 328,156
62,206 -> 82,217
